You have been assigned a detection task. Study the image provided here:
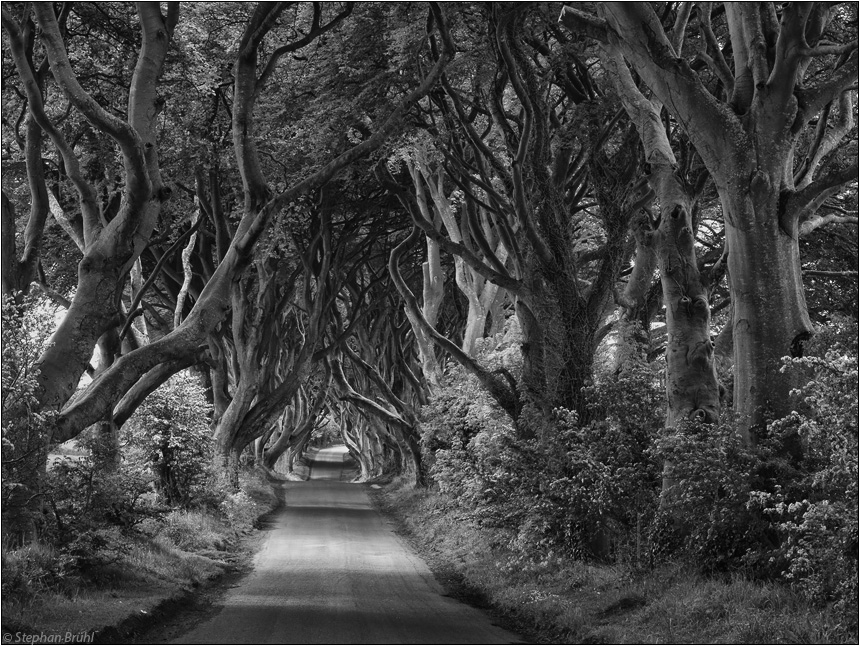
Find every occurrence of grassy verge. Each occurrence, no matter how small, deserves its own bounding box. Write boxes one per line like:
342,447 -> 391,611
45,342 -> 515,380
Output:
372,479 -> 855,645
1,470 -> 279,645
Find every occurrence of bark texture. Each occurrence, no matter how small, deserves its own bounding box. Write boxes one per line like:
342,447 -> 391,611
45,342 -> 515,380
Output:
561,2 -> 857,440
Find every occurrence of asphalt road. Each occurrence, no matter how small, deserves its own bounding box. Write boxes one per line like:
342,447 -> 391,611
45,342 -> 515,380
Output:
174,445 -> 523,645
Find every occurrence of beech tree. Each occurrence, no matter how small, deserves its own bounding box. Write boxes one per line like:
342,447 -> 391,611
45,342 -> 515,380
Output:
561,2 -> 858,441
33,2 -> 454,445
380,4 -> 656,427
0,2 -> 458,528
405,147 -> 509,358
329,268 -> 428,485
600,18 -> 722,431
258,365 -> 332,477
3,2 -> 177,412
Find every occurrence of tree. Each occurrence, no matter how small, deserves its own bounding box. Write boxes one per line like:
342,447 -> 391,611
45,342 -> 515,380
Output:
598,17 -> 722,436
3,2 -> 177,415
259,365 -> 332,476
329,267 -> 429,486
560,2 -> 858,441
39,2 -> 455,444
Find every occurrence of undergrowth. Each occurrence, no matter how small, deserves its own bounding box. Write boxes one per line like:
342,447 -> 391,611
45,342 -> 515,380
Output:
1,469 -> 278,636
377,482 -> 855,644
2,314 -> 281,638
406,317 -> 858,644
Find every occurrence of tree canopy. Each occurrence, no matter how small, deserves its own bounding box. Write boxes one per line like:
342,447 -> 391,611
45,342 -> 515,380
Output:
1,2 -> 857,613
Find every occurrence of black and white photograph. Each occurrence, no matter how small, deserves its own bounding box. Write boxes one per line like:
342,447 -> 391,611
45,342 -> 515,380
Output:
1,2 -> 857,644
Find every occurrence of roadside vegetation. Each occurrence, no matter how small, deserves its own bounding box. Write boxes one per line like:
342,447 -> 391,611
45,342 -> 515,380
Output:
2,303 -> 278,638
1,3 -> 857,643
376,315 -> 858,645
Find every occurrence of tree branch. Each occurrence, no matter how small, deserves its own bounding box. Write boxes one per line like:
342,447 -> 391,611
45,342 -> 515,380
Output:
558,6 -> 611,42
388,226 -> 520,420
786,162 -> 859,226
2,8 -> 101,243
31,3 -> 150,213
798,48 -> 859,119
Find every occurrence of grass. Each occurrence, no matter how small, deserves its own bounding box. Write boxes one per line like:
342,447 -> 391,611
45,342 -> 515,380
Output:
373,479 -> 857,645
1,469 -> 280,642
2,535 -> 226,638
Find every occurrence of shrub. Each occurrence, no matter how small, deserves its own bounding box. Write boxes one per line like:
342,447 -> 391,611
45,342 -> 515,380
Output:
652,417 -> 761,570
420,328 -> 520,512
421,313 -> 857,623
58,527 -> 131,575
42,434 -> 161,583
1,541 -> 66,605
492,391 -> 661,565
750,318 -> 858,615
122,371 -> 214,507
158,510 -> 227,551
1,294 -> 59,543
219,489 -> 268,533
653,317 -> 858,619
422,334 -> 665,565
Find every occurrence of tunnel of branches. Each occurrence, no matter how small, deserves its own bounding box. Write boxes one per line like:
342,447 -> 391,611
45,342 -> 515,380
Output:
2,2 -> 857,522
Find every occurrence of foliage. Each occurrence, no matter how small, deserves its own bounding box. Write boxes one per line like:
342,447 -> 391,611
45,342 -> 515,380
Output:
378,478 -> 855,646
44,433 -> 157,576
36,371 -> 218,581
652,418 -> 761,569
751,318 -> 858,616
491,355 -> 664,565
157,509 -> 229,552
0,540 -> 66,606
1,294 -> 60,542
653,317 -> 858,618
422,327 -> 665,565
419,327 -> 520,507
423,314 -> 857,618
219,491 -> 262,532
122,371 -> 214,507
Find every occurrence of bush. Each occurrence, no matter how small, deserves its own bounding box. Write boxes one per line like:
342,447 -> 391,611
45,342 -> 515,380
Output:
652,417 -> 761,570
122,371 -> 214,507
422,333 -> 665,566
421,313 -> 857,622
491,377 -> 662,565
158,510 -> 227,551
1,294 -> 59,543
420,329 -> 520,512
41,433 -> 161,583
653,317 -> 858,619
58,527 -> 131,575
40,370 -> 220,579
751,318 -> 858,614
46,432 -> 160,538
1,541 -> 66,605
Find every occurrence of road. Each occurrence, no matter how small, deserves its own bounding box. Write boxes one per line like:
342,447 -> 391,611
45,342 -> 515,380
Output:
174,445 -> 523,645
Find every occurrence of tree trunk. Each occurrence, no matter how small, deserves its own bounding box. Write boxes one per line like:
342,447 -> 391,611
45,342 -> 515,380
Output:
516,269 -> 597,419
213,444 -> 241,492
719,188 -> 814,442
654,181 -> 721,429
2,444 -> 48,546
211,379 -> 258,484
564,1 -> 855,446
392,428 -> 424,488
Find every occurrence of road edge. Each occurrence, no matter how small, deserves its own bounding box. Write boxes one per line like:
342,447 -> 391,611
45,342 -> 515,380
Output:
366,483 -> 537,645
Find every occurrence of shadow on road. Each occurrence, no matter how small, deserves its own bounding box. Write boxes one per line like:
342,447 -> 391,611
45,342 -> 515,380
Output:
173,443 -> 523,644
307,444 -> 357,482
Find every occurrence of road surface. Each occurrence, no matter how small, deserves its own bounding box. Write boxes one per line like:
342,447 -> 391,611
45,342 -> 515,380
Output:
174,445 -> 523,644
